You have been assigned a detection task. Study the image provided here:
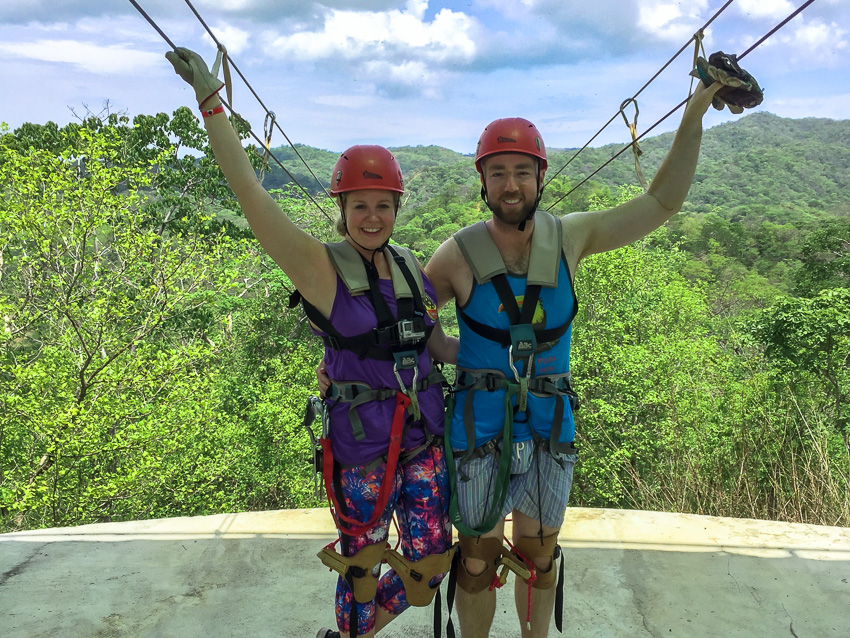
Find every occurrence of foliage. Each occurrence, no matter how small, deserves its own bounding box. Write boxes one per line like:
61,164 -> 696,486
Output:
2,110 -> 849,532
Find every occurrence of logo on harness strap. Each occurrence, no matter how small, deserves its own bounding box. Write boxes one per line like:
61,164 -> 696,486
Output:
510,324 -> 537,357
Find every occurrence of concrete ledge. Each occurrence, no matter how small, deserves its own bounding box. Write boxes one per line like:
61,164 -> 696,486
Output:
2,508 -> 849,637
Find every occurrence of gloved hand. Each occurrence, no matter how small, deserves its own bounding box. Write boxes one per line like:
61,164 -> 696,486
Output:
165,47 -> 225,106
691,51 -> 763,115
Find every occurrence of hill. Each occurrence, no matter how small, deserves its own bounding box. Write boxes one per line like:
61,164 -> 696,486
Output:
261,112 -> 850,223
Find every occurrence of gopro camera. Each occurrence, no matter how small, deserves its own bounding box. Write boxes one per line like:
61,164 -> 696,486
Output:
398,317 -> 426,343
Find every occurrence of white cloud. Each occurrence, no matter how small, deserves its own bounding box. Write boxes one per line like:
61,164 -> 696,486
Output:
767,93 -> 850,119
269,6 -> 475,64
406,0 -> 429,21
735,0 -> 795,21
262,4 -> 476,97
637,0 -> 709,42
207,24 -> 251,55
756,18 -> 848,67
0,39 -> 161,74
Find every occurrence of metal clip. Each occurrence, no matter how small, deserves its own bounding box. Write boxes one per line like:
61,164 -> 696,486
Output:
393,352 -> 421,421
507,344 -> 533,412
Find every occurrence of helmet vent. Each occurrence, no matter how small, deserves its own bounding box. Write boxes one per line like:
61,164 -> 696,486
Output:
497,135 -> 517,144
362,170 -> 383,180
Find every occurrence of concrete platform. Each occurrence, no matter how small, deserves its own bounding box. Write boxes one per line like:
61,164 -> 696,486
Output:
2,507 -> 849,637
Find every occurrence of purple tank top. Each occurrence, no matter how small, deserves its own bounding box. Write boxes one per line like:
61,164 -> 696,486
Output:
315,274 -> 444,466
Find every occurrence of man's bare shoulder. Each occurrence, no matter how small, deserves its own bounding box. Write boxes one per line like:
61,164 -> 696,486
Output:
558,210 -> 596,268
428,236 -> 464,270
426,236 -> 472,307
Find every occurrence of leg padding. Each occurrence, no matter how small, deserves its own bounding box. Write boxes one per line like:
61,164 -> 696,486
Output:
456,535 -> 504,594
513,532 -> 560,589
318,541 -> 387,603
384,544 -> 457,607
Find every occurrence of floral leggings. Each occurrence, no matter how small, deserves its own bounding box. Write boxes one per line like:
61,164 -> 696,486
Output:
334,444 -> 451,636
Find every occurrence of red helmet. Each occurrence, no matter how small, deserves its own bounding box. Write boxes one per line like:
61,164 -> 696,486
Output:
329,145 -> 404,195
474,118 -> 547,174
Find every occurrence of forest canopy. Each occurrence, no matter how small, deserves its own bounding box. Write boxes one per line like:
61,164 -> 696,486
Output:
1,110 -> 848,533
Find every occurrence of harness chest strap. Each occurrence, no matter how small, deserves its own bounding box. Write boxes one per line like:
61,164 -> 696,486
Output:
326,240 -> 424,301
453,212 -> 562,288
294,241 -> 432,363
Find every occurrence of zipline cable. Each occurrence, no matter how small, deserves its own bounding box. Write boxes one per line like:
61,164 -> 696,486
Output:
545,0 -> 736,187
738,0 -> 817,60
218,97 -> 336,225
181,0 -> 333,203
127,0 -> 334,222
545,0 -> 820,211
128,0 -> 178,51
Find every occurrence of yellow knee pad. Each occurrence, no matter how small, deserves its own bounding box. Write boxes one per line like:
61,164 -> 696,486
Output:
513,532 -> 560,590
318,541 -> 387,603
384,545 -> 456,607
456,535 -> 505,594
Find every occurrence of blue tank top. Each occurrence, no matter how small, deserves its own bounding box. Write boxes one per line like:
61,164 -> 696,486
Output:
450,257 -> 577,450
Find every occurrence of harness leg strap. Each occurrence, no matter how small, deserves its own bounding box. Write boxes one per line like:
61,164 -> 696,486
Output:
318,541 -> 387,603
456,535 -> 504,594
384,545 -> 457,607
513,532 -> 560,589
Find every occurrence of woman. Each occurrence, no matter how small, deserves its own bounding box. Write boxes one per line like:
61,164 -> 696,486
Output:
165,48 -> 456,638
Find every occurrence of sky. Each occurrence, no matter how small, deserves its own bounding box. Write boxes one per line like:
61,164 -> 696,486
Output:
1,0 -> 848,154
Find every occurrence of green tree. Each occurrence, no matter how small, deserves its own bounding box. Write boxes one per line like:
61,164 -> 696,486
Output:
0,117 -> 255,530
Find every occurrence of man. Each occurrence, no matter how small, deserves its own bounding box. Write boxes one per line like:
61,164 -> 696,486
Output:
423,79 -> 723,637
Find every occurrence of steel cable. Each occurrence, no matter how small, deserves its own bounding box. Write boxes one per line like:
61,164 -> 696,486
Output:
128,0 -> 334,222
545,0 -> 820,211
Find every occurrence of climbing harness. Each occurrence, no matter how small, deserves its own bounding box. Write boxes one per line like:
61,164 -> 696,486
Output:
445,212 -> 578,537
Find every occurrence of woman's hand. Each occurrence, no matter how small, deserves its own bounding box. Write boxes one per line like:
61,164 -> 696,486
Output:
164,47 -> 224,106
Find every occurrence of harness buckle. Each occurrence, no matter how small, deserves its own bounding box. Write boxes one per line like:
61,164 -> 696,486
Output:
393,351 -> 421,421
509,324 -> 537,360
484,373 -> 502,392
508,341 -> 534,412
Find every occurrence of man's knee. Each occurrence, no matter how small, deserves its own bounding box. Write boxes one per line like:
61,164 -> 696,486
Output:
514,532 -> 560,590
456,535 -> 503,594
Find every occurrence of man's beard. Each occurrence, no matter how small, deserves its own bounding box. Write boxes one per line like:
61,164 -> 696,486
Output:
487,198 -> 537,226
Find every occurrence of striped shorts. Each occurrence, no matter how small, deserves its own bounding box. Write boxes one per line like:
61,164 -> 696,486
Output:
454,440 -> 577,529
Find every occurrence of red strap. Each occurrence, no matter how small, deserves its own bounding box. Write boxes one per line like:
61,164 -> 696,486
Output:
322,392 -> 410,537
502,536 -> 538,627
201,104 -> 225,118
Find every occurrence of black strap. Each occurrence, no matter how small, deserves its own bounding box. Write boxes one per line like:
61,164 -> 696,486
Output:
445,548 -> 461,638
457,310 -> 568,347
555,545 -> 564,632
433,588 -> 442,638
294,248 -> 432,361
387,245 -> 426,315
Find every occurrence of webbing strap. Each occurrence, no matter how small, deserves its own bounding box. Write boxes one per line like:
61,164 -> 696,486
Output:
322,392 -> 410,537
555,546 -> 564,633
444,384 -> 516,536
328,366 -> 446,441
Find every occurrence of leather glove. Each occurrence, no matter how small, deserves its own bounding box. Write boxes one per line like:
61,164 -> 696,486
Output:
691,51 -> 763,115
165,47 -> 225,106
